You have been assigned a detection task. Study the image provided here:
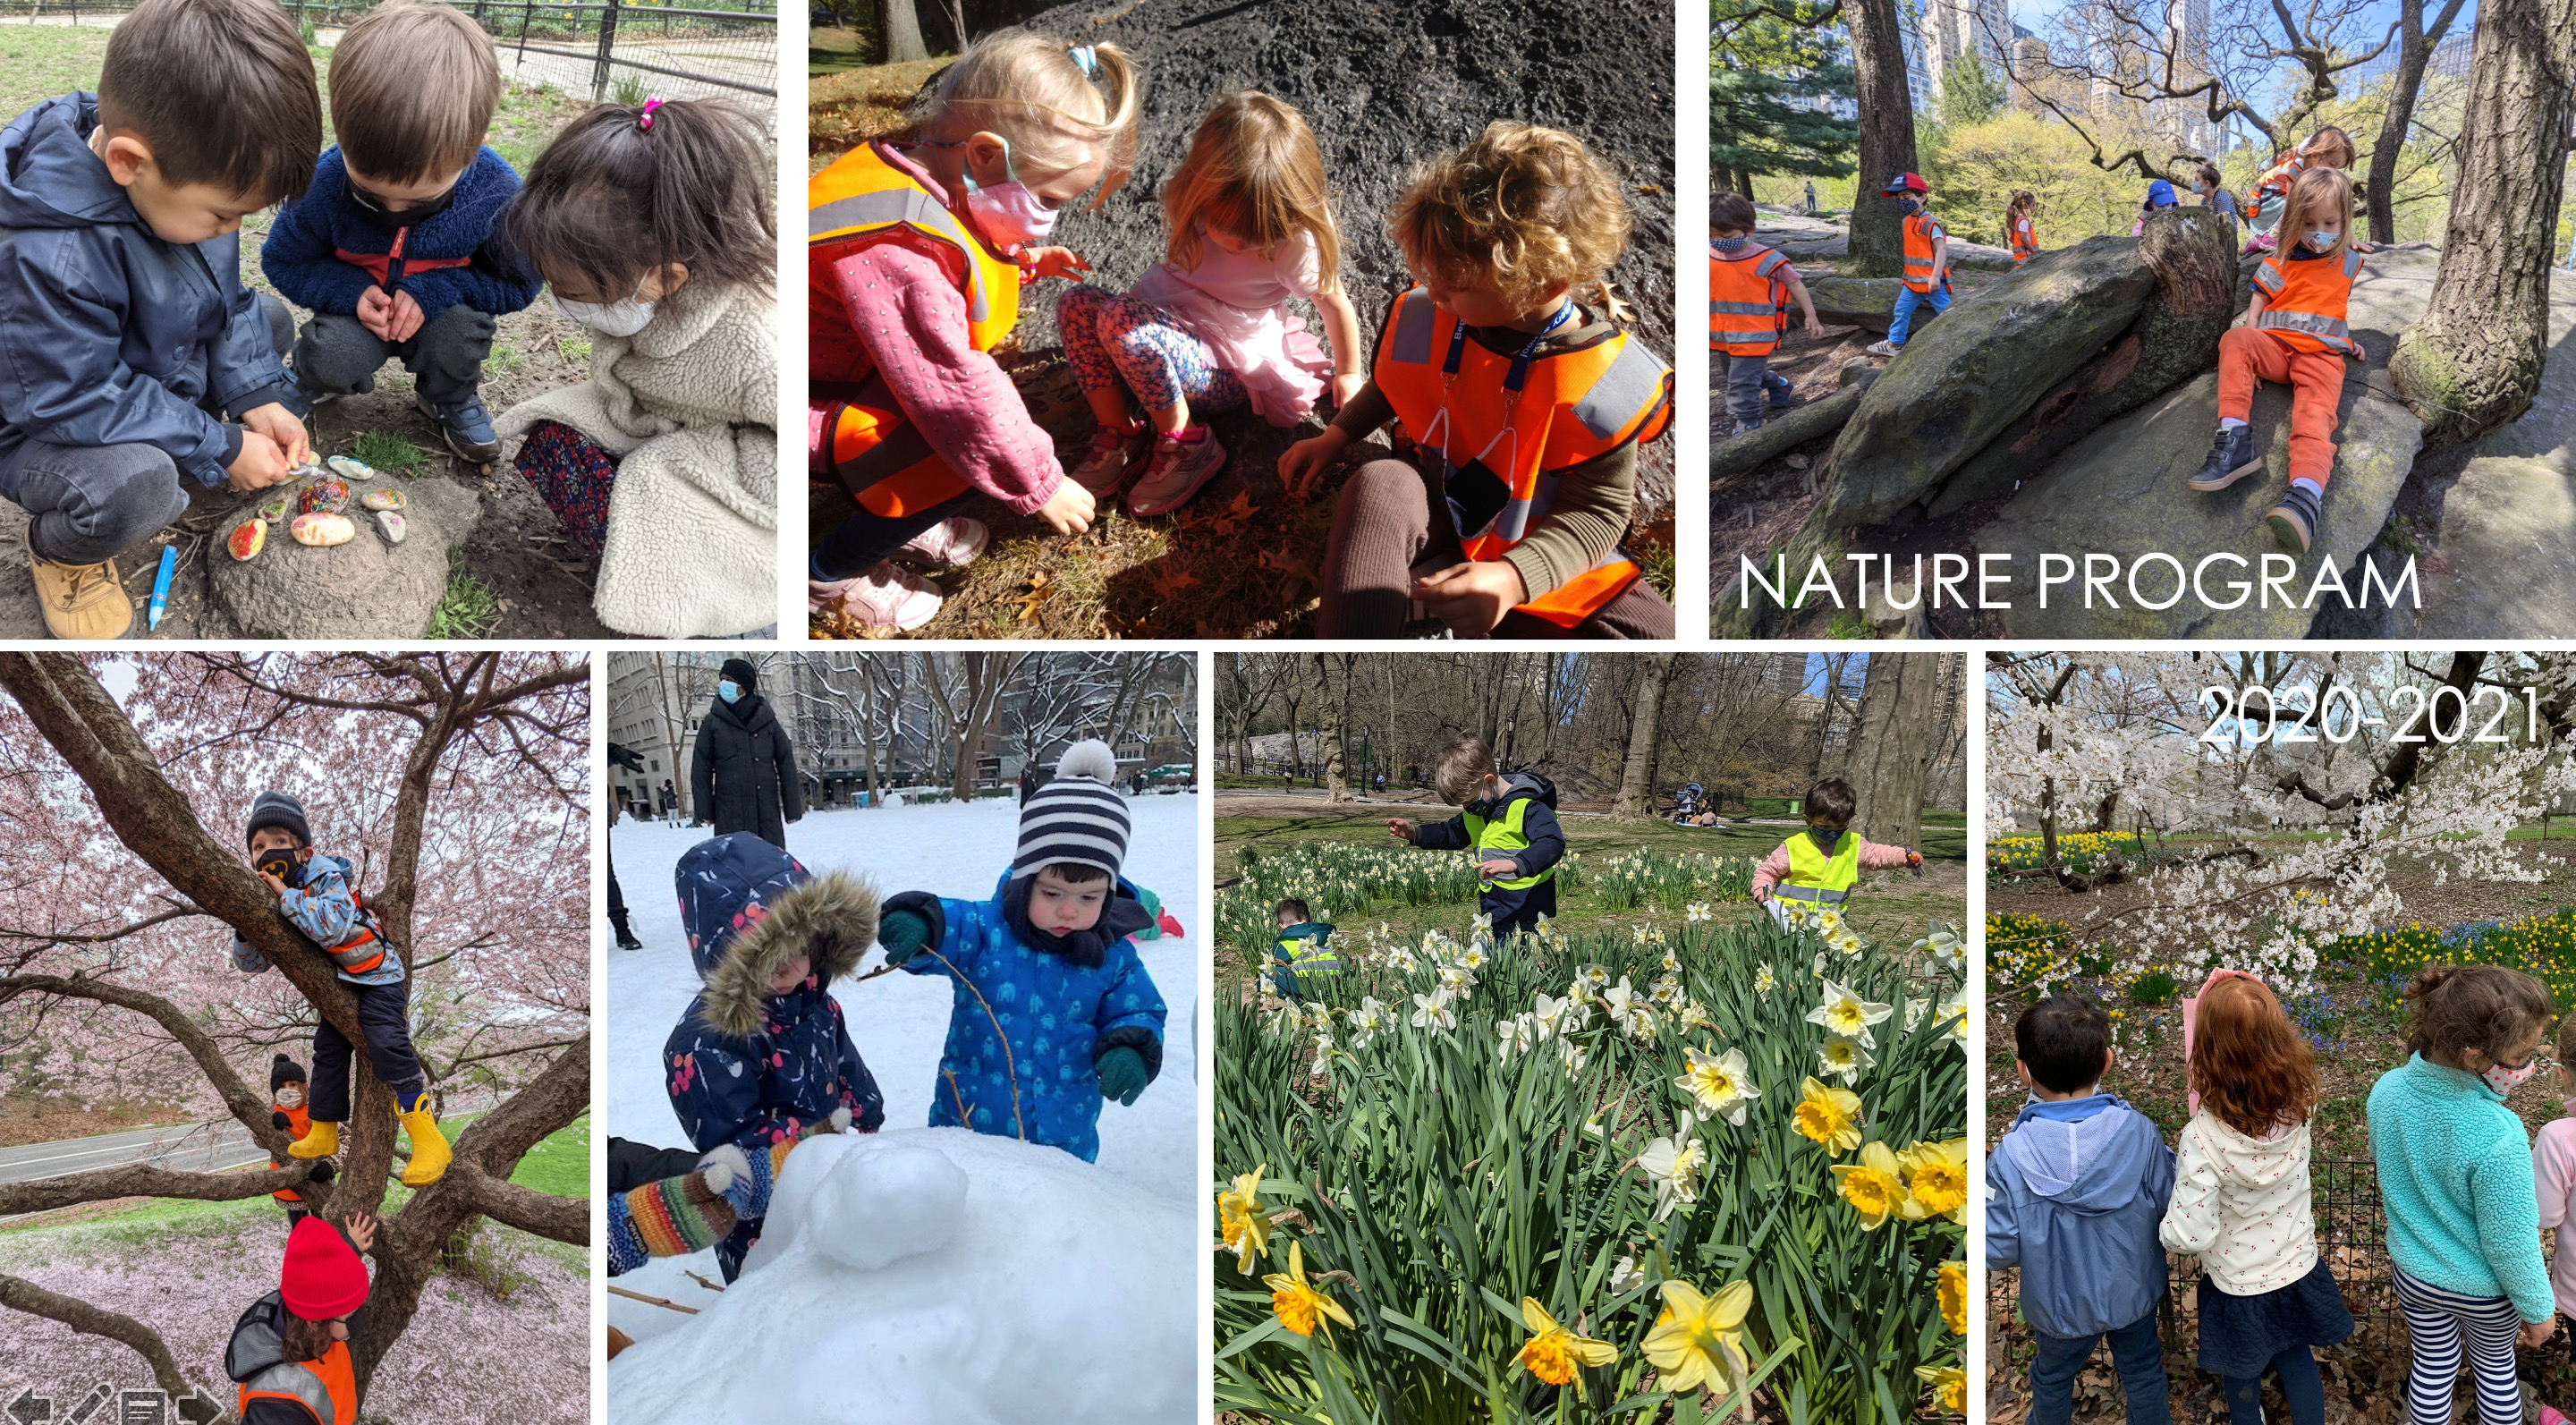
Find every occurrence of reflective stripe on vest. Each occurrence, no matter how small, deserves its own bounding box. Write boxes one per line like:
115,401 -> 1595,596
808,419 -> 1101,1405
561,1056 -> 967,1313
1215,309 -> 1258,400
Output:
1902,214 -> 1947,293
320,894 -> 387,976
1708,244 -> 1790,355
2251,247 -> 2363,357
1780,829 -> 1862,902
239,1345 -> 357,1425
1372,288 -> 1668,626
2010,219 -> 2037,263
1462,798 -> 1552,891
1278,937 -> 1341,972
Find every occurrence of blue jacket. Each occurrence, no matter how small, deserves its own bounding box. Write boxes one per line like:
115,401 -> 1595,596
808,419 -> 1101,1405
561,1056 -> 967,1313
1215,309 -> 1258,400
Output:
2368,1053 -> 2555,1321
664,834 -> 886,1153
1987,1093 -> 2175,1338
0,94 -> 292,489
259,145 -> 539,319
228,852 -> 404,988
899,870 -> 1166,1163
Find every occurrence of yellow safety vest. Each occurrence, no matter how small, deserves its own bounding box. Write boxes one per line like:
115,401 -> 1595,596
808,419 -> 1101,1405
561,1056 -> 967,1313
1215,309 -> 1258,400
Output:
1277,933 -> 1341,972
1775,829 -> 1861,905
1462,796 -> 1554,892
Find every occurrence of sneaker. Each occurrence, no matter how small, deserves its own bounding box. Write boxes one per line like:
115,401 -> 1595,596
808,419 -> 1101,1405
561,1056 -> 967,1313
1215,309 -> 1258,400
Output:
1124,427 -> 1228,516
894,517 -> 989,569
1767,386 -> 1802,411
2267,483 -> 2324,552
1727,420 -> 1760,437
417,392 -> 501,462
1864,340 -> 1900,357
807,562 -> 942,631
2188,425 -> 2261,492
1070,420 -> 1151,495
30,556 -> 132,640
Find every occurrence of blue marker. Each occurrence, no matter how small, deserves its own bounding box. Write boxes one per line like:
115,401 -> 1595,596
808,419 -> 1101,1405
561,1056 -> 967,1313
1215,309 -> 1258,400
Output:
147,544 -> 175,632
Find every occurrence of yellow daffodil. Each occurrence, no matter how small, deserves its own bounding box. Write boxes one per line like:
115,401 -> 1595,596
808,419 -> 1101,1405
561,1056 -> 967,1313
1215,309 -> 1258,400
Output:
1262,1241 -> 1355,1341
1937,1260 -> 1966,1335
1641,1277 -> 1752,1395
1676,1046 -> 1759,1124
1792,1076 -> 1864,1153
1216,1164 -> 1269,1274
1829,1141 -> 1910,1229
1899,1139 -> 1970,1223
1515,1297 -> 1618,1395
1918,1364 -> 1967,1414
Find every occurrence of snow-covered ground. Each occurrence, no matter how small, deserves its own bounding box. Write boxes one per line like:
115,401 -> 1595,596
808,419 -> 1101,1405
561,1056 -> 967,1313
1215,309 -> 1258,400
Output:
603,795 -> 1201,1421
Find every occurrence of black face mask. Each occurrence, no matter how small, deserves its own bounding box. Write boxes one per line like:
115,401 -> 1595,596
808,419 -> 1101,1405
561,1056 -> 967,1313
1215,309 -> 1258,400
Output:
348,176 -> 458,228
256,849 -> 298,883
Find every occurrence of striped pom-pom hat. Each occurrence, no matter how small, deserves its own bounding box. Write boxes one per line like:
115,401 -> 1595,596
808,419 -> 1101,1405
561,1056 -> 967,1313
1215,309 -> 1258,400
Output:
1013,738 -> 1129,881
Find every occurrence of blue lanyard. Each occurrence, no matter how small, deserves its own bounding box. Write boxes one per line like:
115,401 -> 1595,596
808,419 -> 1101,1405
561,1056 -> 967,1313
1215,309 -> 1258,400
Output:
1442,298 -> 1578,394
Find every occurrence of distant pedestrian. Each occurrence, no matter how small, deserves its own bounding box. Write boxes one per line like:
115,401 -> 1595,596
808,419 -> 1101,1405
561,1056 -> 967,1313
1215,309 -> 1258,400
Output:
1803,179 -> 1818,212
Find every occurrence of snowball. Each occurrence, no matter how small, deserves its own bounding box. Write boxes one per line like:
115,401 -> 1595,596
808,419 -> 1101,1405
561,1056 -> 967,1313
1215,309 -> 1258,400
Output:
810,1140 -> 965,1272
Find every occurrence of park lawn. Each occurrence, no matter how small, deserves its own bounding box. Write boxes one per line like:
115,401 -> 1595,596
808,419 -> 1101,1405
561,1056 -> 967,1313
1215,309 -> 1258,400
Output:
810,48 -> 948,171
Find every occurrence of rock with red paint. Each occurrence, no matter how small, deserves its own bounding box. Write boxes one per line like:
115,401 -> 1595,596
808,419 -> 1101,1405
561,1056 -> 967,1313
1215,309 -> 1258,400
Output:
298,478 -> 350,515
290,512 -> 356,547
227,521 -> 266,561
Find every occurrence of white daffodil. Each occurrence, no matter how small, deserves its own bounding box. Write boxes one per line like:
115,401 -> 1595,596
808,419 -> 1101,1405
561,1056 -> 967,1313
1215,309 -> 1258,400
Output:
1347,997 -> 1389,1049
1675,1000 -> 1712,1032
1685,902 -> 1713,922
1817,1033 -> 1876,1084
1754,964 -> 1776,997
1610,1254 -> 1647,1294
1812,953 -> 1828,977
1626,1005 -> 1660,1044
1411,989 -> 1457,1031
1661,952 -> 1682,976
1808,979 -> 1896,1048
1676,1046 -> 1759,1124
1911,921 -> 1964,971
1461,946 -> 1488,972
1834,930 -> 1867,958
1939,988 -> 1969,1050
1648,977 -> 1681,1007
1903,997 -> 1928,1031
1578,964 -> 1611,990
1813,908 -> 1844,937
1498,1013 -> 1537,1063
1636,1111 -> 1708,1221
1531,992 -> 1571,1041
1438,963 -> 1471,995
1560,1038 -> 1589,1076
1601,976 -> 1640,1027
1270,1001 -> 1306,1038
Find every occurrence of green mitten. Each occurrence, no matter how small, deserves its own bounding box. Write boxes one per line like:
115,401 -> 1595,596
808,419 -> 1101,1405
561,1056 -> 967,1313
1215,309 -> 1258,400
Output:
1097,1047 -> 1148,1107
877,909 -> 931,964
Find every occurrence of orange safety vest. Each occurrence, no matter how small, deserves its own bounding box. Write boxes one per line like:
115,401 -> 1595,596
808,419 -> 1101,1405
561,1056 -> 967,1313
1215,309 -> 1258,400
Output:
809,141 -> 1027,518
1902,212 -> 1949,294
1372,288 -> 1672,628
2009,216 -> 2038,264
2250,245 -> 2363,358
2252,152 -> 2306,208
315,892 -> 388,976
1708,243 -> 1791,356
270,1100 -> 312,1202
238,1341 -> 357,1425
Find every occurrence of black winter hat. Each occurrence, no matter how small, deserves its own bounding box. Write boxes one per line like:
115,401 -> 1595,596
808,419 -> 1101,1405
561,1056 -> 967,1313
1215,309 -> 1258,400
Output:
271,1053 -> 307,1090
719,658 -> 758,695
246,790 -> 311,849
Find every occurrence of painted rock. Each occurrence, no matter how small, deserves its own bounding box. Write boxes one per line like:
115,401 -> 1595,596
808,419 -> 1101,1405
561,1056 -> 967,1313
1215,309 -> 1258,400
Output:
375,510 -> 408,546
360,488 -> 405,512
290,512 -> 356,547
227,521 -> 266,561
298,478 -> 350,515
326,457 -> 382,482
258,496 -> 291,523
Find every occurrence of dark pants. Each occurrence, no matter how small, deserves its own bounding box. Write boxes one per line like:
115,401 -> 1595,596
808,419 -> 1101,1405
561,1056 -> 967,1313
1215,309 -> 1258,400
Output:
2222,1344 -> 2323,1425
1715,351 -> 1794,429
309,975 -> 428,1121
0,295 -> 296,564
606,1136 -> 703,1193
813,487 -> 975,582
294,302 -> 496,410
2028,1311 -> 2172,1425
1482,877 -> 1558,939
606,835 -> 631,934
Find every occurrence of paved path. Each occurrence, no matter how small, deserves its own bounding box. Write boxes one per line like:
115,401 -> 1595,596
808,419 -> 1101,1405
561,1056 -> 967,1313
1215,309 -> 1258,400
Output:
0,1120 -> 269,1186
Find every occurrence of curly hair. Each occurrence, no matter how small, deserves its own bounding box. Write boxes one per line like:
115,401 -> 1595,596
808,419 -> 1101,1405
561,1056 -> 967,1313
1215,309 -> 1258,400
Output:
2190,975 -> 2317,1136
2405,963 -> 2554,1066
1390,121 -> 1631,312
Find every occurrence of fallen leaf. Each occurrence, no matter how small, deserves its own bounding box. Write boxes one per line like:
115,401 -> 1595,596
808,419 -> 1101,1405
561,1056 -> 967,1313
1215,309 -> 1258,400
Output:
1598,279 -> 1638,326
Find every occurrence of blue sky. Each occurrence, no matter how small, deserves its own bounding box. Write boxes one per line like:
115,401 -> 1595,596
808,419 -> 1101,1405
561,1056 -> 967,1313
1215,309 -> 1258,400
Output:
2007,0 -> 2479,50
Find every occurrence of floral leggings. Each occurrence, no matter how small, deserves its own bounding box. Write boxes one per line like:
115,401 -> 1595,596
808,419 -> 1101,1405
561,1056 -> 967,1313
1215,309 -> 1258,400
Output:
1055,283 -> 1247,416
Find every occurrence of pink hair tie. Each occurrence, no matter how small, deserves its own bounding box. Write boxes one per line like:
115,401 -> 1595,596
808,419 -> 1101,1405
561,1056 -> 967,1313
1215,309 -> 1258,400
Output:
638,98 -> 664,131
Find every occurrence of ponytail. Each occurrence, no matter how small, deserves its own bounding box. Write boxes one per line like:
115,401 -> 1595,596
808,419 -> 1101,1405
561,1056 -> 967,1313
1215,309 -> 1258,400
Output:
910,30 -> 1144,208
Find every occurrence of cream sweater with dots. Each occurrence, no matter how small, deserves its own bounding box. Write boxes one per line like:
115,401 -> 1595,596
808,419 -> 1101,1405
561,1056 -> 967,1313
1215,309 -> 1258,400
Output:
2159,1109 -> 2318,1295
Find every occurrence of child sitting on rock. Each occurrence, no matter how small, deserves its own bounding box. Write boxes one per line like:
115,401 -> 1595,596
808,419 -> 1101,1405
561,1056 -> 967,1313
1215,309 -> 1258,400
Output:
264,1055 -> 335,1228
1054,90 -> 1367,516
2188,166 -> 2366,554
875,739 -> 1168,1164
2244,128 -> 2352,254
1864,171 -> 1947,357
1749,776 -> 1921,931
664,833 -> 886,1281
806,31 -> 1142,631
1708,190 -> 1823,437
490,98 -> 778,639
1281,121 -> 1675,639
230,790 -> 447,1187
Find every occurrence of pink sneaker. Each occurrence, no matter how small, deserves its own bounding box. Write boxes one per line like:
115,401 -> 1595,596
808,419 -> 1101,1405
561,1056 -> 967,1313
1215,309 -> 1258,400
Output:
807,562 -> 942,631
1070,419 -> 1151,495
1124,427 -> 1227,516
894,516 -> 988,568
2542,1406 -> 2572,1425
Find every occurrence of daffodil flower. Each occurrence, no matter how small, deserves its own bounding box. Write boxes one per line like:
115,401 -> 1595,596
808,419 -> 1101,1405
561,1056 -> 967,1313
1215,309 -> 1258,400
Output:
1754,963 -> 1776,997
1937,1260 -> 1966,1335
1635,1110 -> 1707,1221
1531,991 -> 1571,1039
1816,1032 -> 1875,1085
1830,1141 -> 1911,1229
1917,1364 -> 1967,1414
1498,1013 -> 1537,1063
1411,988 -> 1456,1031
1641,1277 -> 1752,1396
1793,1076 -> 1864,1153
1262,1240 -> 1355,1341
1677,1046 -> 1758,1124
1216,1164 -> 1270,1274
1610,1253 -> 1647,1294
1807,979 -> 1895,1047
1346,997 -> 1388,1049
1515,1297 -> 1618,1394
1601,976 -> 1639,1026
1899,1138 -> 1970,1223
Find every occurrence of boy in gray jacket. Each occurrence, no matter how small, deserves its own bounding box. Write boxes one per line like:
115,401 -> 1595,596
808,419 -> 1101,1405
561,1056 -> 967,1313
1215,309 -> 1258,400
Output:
1987,993 -> 2177,1425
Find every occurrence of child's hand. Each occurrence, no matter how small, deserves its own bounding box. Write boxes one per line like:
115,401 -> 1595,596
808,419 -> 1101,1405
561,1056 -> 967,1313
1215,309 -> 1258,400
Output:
1036,479 -> 1096,536
241,403 -> 310,468
1414,560 -> 1524,635
386,290 -> 426,344
2524,1317 -> 2559,1349
259,869 -> 291,897
1329,372 -> 1368,411
1804,314 -> 1827,340
345,1210 -> 377,1254
1024,247 -> 1090,281
1096,1046 -> 1148,1107
1477,858 -> 1519,878
1385,817 -> 1414,843
225,431 -> 298,492
355,285 -> 396,341
1278,428 -> 1351,498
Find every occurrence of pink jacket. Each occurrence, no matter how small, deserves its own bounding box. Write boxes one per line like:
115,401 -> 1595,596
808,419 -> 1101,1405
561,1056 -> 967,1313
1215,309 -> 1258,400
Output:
2531,1109 -> 2576,1319
808,141 -> 1063,514
1750,833 -> 1914,898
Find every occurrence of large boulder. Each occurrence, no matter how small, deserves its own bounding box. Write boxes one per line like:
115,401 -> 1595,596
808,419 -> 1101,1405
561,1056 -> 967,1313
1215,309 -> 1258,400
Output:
1974,248 -> 2440,639
1805,275 -> 1904,331
2417,265 -> 2576,636
208,475 -> 479,638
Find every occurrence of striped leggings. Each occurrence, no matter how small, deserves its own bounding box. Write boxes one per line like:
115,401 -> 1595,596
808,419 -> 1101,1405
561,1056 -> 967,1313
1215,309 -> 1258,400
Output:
2393,1266 -> 2526,1425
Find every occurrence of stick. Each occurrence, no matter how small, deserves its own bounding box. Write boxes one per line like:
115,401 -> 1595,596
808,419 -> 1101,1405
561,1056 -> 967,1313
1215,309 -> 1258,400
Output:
683,1270 -> 727,1294
609,1285 -> 700,1315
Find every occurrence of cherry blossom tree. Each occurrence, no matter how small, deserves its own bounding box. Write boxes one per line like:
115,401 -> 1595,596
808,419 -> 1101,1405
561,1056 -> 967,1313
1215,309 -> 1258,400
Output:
0,651 -> 590,1421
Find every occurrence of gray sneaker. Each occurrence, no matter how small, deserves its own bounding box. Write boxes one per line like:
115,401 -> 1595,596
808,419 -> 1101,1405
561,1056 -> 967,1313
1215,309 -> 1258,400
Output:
1070,420 -> 1151,495
1125,428 -> 1228,516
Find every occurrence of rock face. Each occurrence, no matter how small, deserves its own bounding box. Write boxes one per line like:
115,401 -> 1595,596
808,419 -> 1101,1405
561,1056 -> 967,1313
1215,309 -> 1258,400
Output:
1806,276 -> 1905,332
2418,266 -> 2576,636
209,475 -> 478,638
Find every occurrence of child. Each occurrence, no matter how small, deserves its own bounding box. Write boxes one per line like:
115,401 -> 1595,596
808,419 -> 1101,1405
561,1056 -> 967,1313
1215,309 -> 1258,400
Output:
807,31 -> 1140,630
2160,971 -> 2352,1425
1055,91 -> 1366,515
2006,190 -> 2039,265
875,740 -> 1166,1163
1708,191 -> 1824,437
2369,963 -> 2559,1425
1749,778 -> 1921,931
1865,172 -> 1946,357
2131,177 -> 2179,237
606,1132 -> 809,1277
493,99 -> 778,639
2246,128 -> 2354,253
1385,735 -> 1563,938
0,0 -> 318,640
2188,166 -> 2365,554
225,1212 -> 377,1425
663,832 -> 886,1280
265,1055 -> 335,1228
2530,1008 -> 2576,1420
230,791 -> 448,1187
1282,121 -> 1675,639
258,2 -> 539,464
1270,897 -> 1338,999
1987,993 -> 2177,1425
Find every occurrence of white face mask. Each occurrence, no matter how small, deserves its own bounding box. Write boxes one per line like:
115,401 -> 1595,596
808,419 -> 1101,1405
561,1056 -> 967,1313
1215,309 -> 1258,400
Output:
552,279 -> 656,337
959,136 -> 1060,249
275,1086 -> 304,1108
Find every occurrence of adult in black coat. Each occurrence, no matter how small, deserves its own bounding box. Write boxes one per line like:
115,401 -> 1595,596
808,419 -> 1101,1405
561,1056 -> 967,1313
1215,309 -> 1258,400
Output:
691,658 -> 802,850
607,742 -> 644,949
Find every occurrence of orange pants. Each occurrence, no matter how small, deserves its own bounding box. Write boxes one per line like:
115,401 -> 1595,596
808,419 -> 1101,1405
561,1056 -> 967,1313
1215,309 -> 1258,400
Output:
2216,326 -> 2346,489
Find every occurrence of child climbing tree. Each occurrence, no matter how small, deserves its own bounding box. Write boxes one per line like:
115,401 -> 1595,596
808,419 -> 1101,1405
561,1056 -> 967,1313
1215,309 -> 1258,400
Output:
0,651 -> 589,1421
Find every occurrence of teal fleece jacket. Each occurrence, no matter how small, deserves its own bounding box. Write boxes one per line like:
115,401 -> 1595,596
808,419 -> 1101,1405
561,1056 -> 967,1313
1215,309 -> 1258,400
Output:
2367,1053 -> 2554,1322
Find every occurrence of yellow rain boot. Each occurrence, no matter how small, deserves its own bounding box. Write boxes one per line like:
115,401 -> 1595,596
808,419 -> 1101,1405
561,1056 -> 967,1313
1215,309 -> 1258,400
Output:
398,1093 -> 451,1185
288,1120 -> 338,1158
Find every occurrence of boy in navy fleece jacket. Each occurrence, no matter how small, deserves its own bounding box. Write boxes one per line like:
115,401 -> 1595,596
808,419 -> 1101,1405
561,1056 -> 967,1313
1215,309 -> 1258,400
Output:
260,1 -> 539,462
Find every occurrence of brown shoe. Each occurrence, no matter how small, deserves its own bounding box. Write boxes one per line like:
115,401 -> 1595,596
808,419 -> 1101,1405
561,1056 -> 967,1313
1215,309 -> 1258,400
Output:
30,556 -> 133,640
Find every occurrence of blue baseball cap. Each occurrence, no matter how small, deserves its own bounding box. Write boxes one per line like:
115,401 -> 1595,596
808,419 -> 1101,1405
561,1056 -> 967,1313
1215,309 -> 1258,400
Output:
2146,179 -> 2178,208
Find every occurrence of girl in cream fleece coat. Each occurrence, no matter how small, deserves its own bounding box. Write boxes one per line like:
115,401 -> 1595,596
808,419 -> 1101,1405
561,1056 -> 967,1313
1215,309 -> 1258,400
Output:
2162,970 -> 2351,1425
495,98 -> 778,638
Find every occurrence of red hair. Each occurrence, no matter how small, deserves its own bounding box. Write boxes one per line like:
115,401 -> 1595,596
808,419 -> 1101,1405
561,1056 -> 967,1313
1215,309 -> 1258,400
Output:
2190,976 -> 2317,1136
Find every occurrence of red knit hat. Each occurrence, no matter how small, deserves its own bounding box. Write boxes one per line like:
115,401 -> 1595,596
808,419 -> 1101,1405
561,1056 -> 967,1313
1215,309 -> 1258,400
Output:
279,1217 -> 369,1321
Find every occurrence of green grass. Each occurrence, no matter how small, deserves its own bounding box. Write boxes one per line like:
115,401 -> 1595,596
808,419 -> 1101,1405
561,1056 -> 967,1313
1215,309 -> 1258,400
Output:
351,429 -> 426,477
0,30 -> 114,118
487,342 -> 524,377
557,335 -> 593,365
426,550 -> 503,638
485,80 -> 584,176
506,1110 -> 589,1196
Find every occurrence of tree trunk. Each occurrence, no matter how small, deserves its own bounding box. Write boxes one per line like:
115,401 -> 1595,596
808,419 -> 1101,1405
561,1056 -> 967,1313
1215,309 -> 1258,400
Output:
2363,0 -> 2468,244
2388,0 -> 2576,444
1318,655 -> 1352,803
1843,652 -> 1939,852
877,0 -> 928,63
1613,654 -> 1680,819
1844,0 -> 1919,279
